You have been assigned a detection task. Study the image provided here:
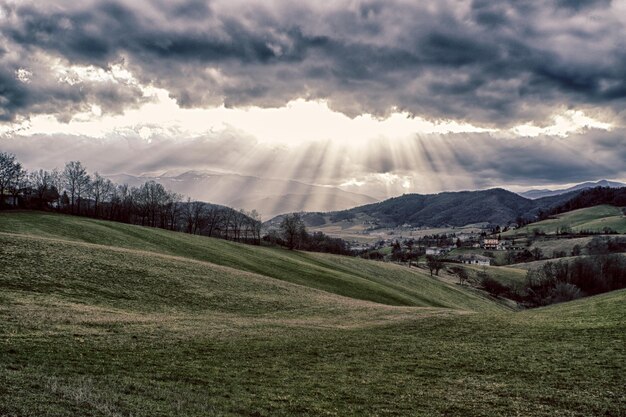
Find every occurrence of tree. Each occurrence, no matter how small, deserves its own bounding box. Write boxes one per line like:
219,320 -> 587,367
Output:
391,240 -> 404,262
426,255 -> 444,276
184,199 -> 205,234
586,237 -> 609,255
0,152 -> 23,209
29,169 -> 59,209
203,206 -> 224,237
246,209 -> 262,244
481,275 -> 508,298
280,213 -> 306,249
134,181 -> 168,227
403,239 -> 417,266
49,169 -> 63,210
113,183 -> 133,222
63,161 -> 90,214
549,282 -> 581,304
505,250 -> 516,265
8,163 -> 27,206
531,247 -> 543,260
450,266 -> 469,285
161,191 -> 182,230
90,172 -> 112,217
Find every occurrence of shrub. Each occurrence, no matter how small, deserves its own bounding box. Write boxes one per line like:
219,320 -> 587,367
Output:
481,275 -> 508,298
549,282 -> 581,304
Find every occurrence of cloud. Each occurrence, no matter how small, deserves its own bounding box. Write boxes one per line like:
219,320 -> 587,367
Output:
1,0 -> 624,199
0,0 -> 624,124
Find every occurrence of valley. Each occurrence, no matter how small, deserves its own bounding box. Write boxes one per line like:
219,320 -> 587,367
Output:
1,212 -> 625,416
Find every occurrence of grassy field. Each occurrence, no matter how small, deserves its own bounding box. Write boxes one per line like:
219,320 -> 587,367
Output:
512,253 -> 626,271
528,237 -> 593,257
0,212 -> 500,311
503,205 -> 626,236
444,263 -> 528,287
1,212 -> 625,416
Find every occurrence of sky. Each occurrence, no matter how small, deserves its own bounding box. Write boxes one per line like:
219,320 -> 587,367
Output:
0,0 -> 625,199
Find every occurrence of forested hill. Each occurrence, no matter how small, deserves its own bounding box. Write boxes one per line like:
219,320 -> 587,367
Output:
549,187 -> 626,216
339,188 -> 535,226
302,187 -> 622,228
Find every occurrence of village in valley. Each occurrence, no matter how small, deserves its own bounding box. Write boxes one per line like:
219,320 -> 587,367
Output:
303,205 -> 626,283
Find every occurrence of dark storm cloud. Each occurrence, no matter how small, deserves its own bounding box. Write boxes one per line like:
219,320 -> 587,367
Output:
0,0 -> 624,124
556,0 -> 612,11
416,130 -> 626,187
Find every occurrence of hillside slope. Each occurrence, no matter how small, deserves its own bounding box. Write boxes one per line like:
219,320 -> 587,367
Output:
504,204 -> 626,236
281,187 -> 587,229
333,188 -> 536,227
0,211 -> 502,312
1,212 -> 625,416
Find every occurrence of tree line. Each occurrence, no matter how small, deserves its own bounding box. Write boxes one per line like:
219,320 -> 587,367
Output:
0,152 -> 261,244
267,213 -> 352,255
471,254 -> 626,307
550,187 -> 626,216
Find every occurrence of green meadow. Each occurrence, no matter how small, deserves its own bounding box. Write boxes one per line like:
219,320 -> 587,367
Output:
504,205 -> 626,236
1,212 -> 625,416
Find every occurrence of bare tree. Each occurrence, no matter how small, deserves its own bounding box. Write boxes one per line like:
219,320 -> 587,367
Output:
162,192 -> 182,230
8,163 -> 27,207
426,255 -> 444,276
63,161 -> 90,214
29,169 -> 58,209
184,199 -> 206,234
90,172 -> 112,217
203,206 -> 223,237
280,213 -> 306,249
49,168 -> 63,210
450,266 -> 469,285
247,209 -> 262,244
0,152 -> 23,209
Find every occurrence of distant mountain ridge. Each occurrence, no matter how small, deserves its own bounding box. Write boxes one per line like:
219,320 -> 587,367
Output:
340,188 -> 535,227
328,188 -> 575,227
269,186 -> 621,228
106,170 -> 377,219
519,180 -> 625,199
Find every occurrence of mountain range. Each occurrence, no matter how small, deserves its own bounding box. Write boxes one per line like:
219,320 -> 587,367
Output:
106,172 -> 625,227
107,170 -> 376,220
519,180 -> 625,199
270,187 -> 604,229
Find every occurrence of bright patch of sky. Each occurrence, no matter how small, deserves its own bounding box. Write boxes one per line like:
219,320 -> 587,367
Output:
0,63 -> 613,146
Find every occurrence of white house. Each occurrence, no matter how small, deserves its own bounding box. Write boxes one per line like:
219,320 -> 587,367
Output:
426,247 -> 451,256
457,254 -> 491,266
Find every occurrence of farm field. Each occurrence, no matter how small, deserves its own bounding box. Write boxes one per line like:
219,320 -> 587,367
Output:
446,263 -> 528,287
1,212 -> 625,416
512,253 -> 626,271
527,237 -> 593,257
305,214 -> 486,245
504,205 -> 626,236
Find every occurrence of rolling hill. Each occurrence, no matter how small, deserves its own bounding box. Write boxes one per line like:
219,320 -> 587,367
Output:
503,204 -> 626,236
0,212 -> 502,311
274,187 -> 587,229
1,212 -> 625,416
